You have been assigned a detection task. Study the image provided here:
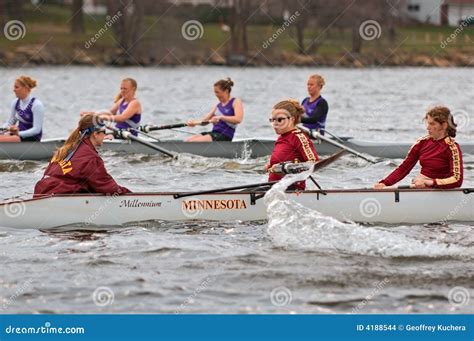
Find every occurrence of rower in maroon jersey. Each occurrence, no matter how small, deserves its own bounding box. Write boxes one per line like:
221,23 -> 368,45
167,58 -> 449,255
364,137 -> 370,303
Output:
34,114 -> 130,197
265,99 -> 319,191
374,106 -> 463,189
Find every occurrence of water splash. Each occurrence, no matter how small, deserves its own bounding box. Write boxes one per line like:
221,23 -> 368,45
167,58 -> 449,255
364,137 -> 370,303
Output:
264,170 -> 470,258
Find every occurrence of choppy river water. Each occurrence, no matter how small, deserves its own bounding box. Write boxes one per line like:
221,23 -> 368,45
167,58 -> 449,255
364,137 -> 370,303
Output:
0,66 -> 472,313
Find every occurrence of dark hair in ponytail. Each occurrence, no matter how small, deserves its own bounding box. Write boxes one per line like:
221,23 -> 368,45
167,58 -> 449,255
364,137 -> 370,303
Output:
214,77 -> 234,93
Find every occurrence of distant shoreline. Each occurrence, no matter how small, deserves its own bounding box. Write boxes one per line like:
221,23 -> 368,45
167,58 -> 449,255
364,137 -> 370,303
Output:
1,48 -> 472,67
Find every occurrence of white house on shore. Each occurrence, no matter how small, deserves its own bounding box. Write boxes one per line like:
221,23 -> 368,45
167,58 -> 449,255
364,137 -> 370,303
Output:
402,0 -> 474,26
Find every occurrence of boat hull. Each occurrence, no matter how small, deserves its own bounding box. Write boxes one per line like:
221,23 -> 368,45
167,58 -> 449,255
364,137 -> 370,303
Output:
1,138 -> 474,160
1,188 -> 472,229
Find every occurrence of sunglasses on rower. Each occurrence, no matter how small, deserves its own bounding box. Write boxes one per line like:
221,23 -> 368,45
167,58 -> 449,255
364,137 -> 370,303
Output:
269,116 -> 291,123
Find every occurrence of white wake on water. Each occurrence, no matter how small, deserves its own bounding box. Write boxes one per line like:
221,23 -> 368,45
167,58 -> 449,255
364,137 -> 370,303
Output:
264,169 -> 470,258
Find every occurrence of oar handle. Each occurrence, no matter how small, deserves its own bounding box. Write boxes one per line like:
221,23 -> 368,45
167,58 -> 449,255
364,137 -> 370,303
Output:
142,121 -> 210,132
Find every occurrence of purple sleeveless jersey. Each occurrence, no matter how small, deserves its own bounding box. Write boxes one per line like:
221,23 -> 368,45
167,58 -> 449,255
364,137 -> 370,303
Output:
302,96 -> 326,132
15,97 -> 42,141
212,98 -> 237,140
115,99 -> 141,136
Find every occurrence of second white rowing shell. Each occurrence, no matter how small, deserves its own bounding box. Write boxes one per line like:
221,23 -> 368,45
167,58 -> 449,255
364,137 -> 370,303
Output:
1,138 -> 474,160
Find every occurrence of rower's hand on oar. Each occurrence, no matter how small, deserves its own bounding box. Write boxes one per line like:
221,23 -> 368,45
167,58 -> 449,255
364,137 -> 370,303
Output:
373,182 -> 386,189
209,116 -> 221,124
8,125 -> 19,136
265,163 -> 282,173
186,119 -> 198,127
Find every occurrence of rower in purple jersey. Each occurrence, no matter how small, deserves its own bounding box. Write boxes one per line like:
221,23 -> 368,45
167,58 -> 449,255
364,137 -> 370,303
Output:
114,97 -> 141,136
80,78 -> 142,136
1,76 -> 44,143
186,78 -> 244,142
301,74 -> 328,135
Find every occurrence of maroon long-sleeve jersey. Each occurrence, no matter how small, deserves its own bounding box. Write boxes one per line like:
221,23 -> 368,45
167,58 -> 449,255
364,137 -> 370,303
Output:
34,138 -> 130,196
380,135 -> 463,188
268,128 -> 319,190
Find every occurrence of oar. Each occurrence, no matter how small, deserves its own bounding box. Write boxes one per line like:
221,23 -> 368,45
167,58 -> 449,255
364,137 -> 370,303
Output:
323,129 -> 348,145
129,127 -> 161,142
299,126 -> 377,164
170,128 -> 196,135
141,121 -> 210,133
107,126 -> 177,159
173,150 -> 345,199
